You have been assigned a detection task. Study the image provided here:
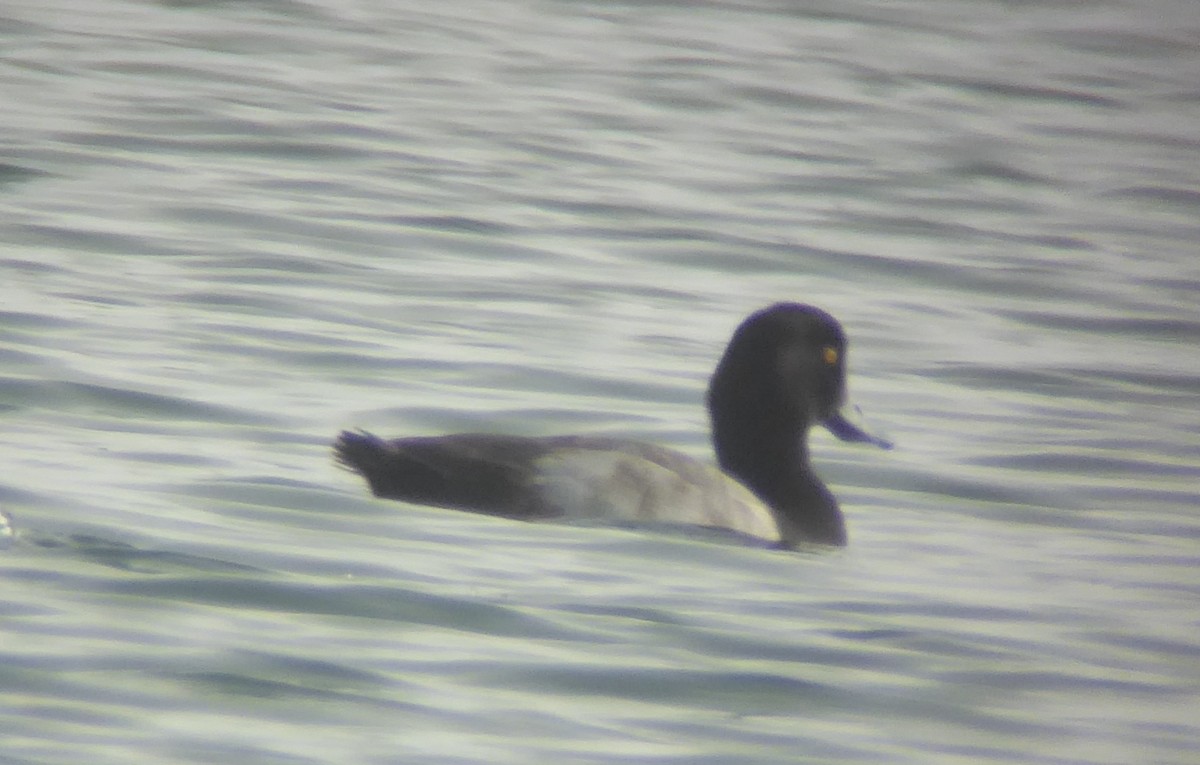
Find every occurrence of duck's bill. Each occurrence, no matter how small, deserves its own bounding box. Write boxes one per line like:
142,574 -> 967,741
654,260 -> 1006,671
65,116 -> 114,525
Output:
823,410 -> 893,450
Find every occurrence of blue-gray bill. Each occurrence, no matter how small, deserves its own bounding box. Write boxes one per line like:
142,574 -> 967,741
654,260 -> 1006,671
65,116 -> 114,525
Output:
823,410 -> 893,450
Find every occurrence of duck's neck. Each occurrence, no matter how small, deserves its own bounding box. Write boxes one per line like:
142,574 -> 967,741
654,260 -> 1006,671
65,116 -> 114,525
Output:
712,422 -> 847,547
769,463 -> 846,548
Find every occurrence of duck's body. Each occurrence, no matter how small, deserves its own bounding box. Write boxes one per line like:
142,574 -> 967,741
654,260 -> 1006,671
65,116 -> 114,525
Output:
334,303 -> 890,548
335,432 -> 784,542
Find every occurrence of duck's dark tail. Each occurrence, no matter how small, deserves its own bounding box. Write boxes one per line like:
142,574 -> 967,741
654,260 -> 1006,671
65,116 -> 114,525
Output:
333,430 -> 394,490
333,430 -> 548,518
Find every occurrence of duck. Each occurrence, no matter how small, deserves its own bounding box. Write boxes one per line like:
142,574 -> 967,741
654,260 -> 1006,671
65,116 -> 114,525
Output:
334,302 -> 891,548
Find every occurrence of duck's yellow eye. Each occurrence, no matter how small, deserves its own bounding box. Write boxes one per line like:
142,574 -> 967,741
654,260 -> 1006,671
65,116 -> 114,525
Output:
822,346 -> 839,365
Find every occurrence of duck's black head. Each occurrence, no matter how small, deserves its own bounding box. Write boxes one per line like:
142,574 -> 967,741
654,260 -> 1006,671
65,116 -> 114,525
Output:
706,303 -> 889,545
708,302 -> 850,457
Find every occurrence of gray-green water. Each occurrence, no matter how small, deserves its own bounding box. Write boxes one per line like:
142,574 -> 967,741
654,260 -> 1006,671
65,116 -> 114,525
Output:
2,1 -> 1199,763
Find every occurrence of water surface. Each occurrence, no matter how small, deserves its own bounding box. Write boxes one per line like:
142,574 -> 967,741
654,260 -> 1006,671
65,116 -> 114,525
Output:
2,1 -> 1199,763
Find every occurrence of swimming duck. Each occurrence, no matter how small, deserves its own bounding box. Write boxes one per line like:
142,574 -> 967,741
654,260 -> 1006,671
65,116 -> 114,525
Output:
334,302 -> 891,548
